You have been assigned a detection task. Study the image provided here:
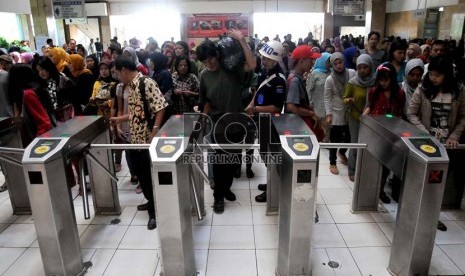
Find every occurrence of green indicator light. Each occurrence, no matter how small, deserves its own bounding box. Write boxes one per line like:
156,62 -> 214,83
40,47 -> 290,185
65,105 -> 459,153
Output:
386,114 -> 393,118
289,114 -> 295,117
303,131 -> 308,135
178,133 -> 184,137
61,133 -> 69,137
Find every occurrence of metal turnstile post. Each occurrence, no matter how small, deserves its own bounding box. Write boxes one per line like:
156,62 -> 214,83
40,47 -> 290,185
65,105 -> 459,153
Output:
272,114 -> 319,276
0,117 -> 31,215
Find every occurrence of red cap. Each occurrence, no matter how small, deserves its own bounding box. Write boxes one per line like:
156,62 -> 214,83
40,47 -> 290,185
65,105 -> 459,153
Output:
291,45 -> 322,60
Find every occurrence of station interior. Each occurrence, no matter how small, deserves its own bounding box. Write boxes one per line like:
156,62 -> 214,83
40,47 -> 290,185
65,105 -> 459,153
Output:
1,0 -> 465,276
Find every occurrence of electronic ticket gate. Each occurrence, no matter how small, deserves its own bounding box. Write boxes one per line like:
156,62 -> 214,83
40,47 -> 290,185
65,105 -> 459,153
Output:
354,115 -> 449,276
0,117 -> 31,214
150,114 -> 203,276
268,114 -> 320,276
22,116 -> 120,276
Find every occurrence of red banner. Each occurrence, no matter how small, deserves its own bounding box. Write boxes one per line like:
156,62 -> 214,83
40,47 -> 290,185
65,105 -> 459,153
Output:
186,14 -> 249,38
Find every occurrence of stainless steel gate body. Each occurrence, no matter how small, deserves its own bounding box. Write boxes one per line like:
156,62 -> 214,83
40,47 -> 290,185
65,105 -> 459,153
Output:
0,117 -> 30,214
272,114 -> 320,276
22,116 -> 119,275
355,115 -> 449,276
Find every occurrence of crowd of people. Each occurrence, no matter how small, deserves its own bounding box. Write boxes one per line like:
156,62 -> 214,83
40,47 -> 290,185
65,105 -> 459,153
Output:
1,30 -> 464,231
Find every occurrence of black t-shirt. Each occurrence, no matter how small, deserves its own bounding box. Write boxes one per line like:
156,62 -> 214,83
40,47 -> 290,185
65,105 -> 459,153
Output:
254,64 -> 286,112
95,42 -> 103,52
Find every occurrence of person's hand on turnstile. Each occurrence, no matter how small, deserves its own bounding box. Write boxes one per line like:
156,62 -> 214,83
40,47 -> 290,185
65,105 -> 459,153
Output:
325,114 -> 332,125
445,137 -> 459,148
245,104 -> 254,116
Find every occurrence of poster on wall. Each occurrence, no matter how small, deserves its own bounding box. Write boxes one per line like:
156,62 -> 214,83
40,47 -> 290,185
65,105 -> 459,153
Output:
186,14 -> 249,38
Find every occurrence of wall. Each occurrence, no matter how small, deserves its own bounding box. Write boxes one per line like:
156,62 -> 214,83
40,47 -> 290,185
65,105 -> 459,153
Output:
385,11 -> 420,38
109,0 -> 324,15
0,0 -> 31,14
387,0 -> 458,13
438,4 -> 465,39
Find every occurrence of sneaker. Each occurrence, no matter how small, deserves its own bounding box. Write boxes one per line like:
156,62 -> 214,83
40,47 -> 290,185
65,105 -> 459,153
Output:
224,190 -> 236,201
329,165 -> 339,175
147,218 -> 157,230
115,164 -> 122,172
258,184 -> 267,191
213,199 -> 224,214
255,191 -> 267,202
437,220 -> 447,231
337,152 -> 348,165
130,176 -> 138,184
246,167 -> 254,178
349,175 -> 355,182
137,203 -> 148,211
379,192 -> 391,204
135,184 -> 142,194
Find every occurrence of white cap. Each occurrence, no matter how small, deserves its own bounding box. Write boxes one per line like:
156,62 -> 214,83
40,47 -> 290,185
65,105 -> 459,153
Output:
259,40 -> 284,62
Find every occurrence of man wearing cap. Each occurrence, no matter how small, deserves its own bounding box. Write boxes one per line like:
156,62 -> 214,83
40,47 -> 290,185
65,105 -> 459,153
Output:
245,40 -> 287,202
285,45 -> 321,130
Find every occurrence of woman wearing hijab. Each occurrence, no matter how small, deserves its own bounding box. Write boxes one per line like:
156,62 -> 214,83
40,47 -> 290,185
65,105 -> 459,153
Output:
86,54 -> 100,81
324,52 -> 356,175
307,52 -> 331,142
402,58 -> 424,112
48,47 -> 73,78
343,54 -> 375,181
420,44 -> 431,62
343,46 -> 360,70
68,54 -> 94,115
122,47 -> 148,76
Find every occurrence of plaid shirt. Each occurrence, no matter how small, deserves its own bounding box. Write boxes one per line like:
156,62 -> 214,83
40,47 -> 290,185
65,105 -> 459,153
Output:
172,72 -> 199,114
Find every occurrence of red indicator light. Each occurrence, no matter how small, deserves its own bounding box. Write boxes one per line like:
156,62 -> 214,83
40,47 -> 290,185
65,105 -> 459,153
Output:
274,113 -> 280,116
175,115 -> 181,118
284,130 -> 291,135
161,132 -> 167,137
429,170 -> 443,183
402,132 -> 411,137
43,133 -> 50,138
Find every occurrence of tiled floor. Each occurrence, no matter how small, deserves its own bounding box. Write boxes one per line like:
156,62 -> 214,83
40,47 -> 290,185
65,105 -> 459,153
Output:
0,150 -> 464,275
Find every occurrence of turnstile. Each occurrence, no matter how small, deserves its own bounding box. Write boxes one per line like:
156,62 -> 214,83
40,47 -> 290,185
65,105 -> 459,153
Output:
272,114 -> 320,276
150,114 -> 202,276
0,117 -> 31,214
355,115 -> 449,276
22,116 -> 119,276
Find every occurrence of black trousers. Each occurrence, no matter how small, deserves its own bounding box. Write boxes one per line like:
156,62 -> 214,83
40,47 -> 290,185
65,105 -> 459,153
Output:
329,125 -> 350,165
129,149 -> 155,218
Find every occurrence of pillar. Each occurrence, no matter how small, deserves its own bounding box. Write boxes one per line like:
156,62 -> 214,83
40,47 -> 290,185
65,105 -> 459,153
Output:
365,0 -> 387,37
29,0 -> 58,43
99,16 -> 112,50
324,10 -> 334,39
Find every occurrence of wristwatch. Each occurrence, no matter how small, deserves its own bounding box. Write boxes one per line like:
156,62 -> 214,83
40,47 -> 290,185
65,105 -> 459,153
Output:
252,106 -> 257,113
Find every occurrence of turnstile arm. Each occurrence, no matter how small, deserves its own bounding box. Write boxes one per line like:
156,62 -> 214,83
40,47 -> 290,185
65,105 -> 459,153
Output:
319,143 -> 368,149
84,150 -> 119,183
0,147 -> 25,154
0,154 -> 22,167
189,165 -> 203,221
79,158 -> 91,220
192,161 -> 211,185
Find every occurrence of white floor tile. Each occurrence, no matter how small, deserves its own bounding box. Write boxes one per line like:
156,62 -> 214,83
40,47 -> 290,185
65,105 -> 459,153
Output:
256,249 -> 277,276
455,220 -> 465,230
254,224 -> 278,249
193,226 -> 211,249
193,208 -> 214,226
370,209 -> 397,223
318,164 -> 333,176
80,224 -> 128,249
0,224 -> 36,247
103,249 -> 159,276
209,225 -> 255,249
318,175 -> 350,189
119,225 -> 160,249
83,249 -> 116,276
130,209 -> 150,226
316,191 -> 325,204
0,248 -> 26,275
0,203 -> 19,224
91,206 -> 137,225
116,189 -> 145,206
313,224 -> 346,248
338,223 -> 390,247
117,176 -> 138,190
74,194 -> 94,206
212,205 -> 252,225
249,176 -> 267,187
326,247 -> 362,276
327,204 -> 374,224
440,244 -> 465,273
377,222 -> 395,243
316,204 -> 334,223
443,209 -> 465,221
310,248 -> 334,276
319,188 -> 353,204
435,220 -> 465,245
350,247 -> 391,276
206,250 -> 257,276
231,177 -> 250,189
3,247 -> 45,276
14,215 -> 34,224
252,205 -> 278,225
74,204 -> 96,225
31,224 -> 89,248
429,245 -> 463,275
